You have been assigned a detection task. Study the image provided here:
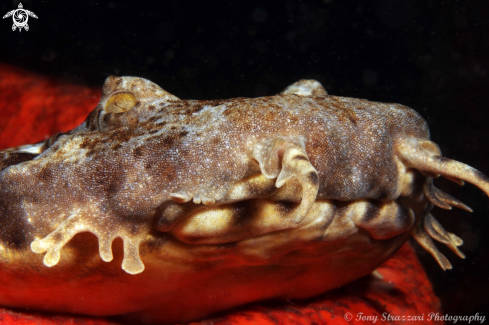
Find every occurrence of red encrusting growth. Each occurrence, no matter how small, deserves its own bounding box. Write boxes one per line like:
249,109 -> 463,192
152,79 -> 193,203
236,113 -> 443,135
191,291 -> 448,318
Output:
0,64 -> 100,150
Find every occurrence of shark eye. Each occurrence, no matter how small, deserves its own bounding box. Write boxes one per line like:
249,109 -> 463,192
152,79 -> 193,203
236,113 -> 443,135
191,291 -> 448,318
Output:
104,92 -> 137,113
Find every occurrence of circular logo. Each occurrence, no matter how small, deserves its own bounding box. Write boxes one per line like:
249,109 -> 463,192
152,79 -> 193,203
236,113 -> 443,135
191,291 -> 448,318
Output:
344,312 -> 353,321
14,10 -> 28,27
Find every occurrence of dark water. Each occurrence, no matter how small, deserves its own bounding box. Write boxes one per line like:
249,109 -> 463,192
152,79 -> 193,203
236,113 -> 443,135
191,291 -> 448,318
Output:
0,0 -> 488,320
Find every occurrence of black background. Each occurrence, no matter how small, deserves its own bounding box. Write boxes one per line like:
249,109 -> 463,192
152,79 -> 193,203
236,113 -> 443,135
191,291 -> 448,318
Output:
1,0 -> 488,320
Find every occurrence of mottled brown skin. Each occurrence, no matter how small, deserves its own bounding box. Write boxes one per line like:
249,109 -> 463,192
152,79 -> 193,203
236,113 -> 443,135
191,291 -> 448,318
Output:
0,77 -> 488,323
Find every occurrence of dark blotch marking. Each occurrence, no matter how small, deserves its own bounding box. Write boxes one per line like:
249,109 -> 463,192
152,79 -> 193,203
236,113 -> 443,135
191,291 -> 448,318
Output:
148,105 -> 156,111
179,131 -> 189,137
103,113 -> 111,124
0,220 -> 30,249
133,147 -> 143,158
293,155 -> 309,161
345,110 -> 358,126
0,196 -> 32,249
112,143 -> 123,151
154,202 -> 202,232
278,201 -> 299,215
309,171 -> 319,186
216,242 -> 238,249
231,201 -> 256,227
222,108 -> 232,116
85,109 -> 102,131
0,152 -> 38,172
162,137 -> 175,147
186,104 -> 205,115
376,190 -> 390,200
183,100 -> 223,115
473,169 -> 489,183
103,113 -> 128,129
435,156 -> 451,163
37,165 -> 55,182
80,138 -> 98,150
362,201 -> 379,222
106,179 -> 124,196
211,137 -> 220,146
106,128 -> 134,144
144,232 -> 167,253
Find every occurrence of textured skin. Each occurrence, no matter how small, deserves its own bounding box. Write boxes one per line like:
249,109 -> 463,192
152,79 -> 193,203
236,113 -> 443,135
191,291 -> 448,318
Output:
0,77 -> 430,272
0,74 -> 488,323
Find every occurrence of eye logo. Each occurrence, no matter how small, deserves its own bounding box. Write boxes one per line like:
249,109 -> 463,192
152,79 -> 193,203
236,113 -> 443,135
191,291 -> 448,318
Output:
2,3 -> 38,32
